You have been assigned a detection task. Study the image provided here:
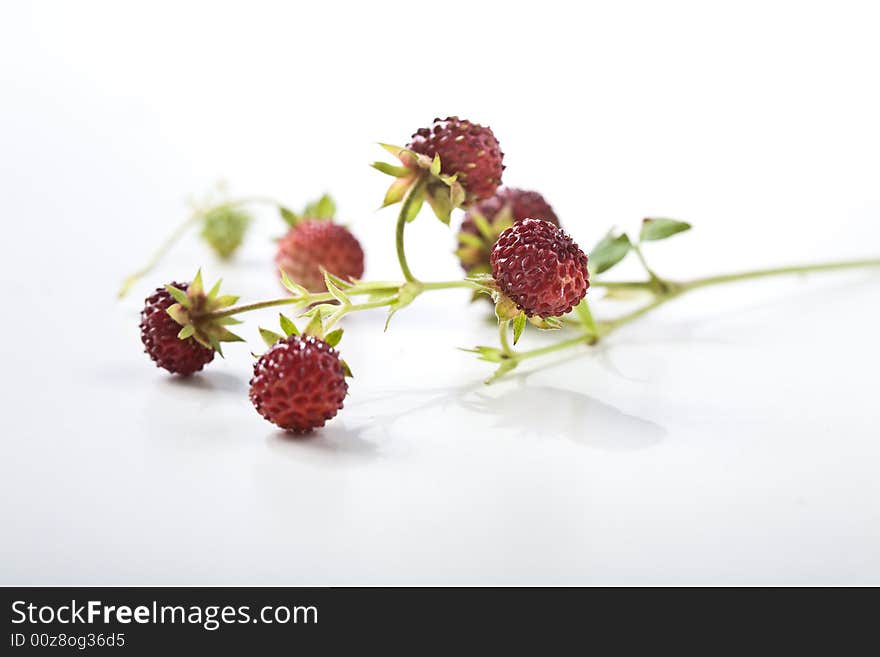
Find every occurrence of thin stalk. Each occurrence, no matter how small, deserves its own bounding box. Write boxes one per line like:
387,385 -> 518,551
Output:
498,320 -> 513,356
396,177 -> 427,282
495,256 -> 880,379
117,212 -> 202,297
683,258 -> 880,290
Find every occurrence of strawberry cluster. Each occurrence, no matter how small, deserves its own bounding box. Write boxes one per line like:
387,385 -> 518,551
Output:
131,114 -> 594,434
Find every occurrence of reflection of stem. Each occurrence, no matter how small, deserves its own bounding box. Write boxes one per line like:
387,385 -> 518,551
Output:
396,177 -> 427,282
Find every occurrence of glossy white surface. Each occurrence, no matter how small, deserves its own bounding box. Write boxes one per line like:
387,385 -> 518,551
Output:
2,1 -> 879,584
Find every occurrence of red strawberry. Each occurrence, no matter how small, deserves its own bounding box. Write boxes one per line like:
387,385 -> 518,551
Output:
457,188 -> 560,274
140,282 -> 215,375
490,219 -> 589,317
249,335 -> 348,433
407,116 -> 504,204
275,220 -> 365,293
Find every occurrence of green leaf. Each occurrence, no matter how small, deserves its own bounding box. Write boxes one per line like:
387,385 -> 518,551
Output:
177,324 -> 195,340
279,314 -> 298,337
371,161 -> 410,177
325,328 -> 344,347
279,206 -> 298,226
164,285 -> 191,308
589,231 -> 632,275
340,359 -> 353,378
259,328 -> 284,347
512,312 -> 526,345
639,218 -> 692,242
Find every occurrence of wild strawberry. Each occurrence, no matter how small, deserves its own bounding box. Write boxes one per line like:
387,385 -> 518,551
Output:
407,116 -> 504,204
275,220 -> 365,293
140,282 -> 215,375
457,188 -> 560,274
249,335 -> 348,433
490,219 -> 589,317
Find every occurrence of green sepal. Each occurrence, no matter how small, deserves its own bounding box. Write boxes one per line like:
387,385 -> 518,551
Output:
486,359 -> 518,384
215,316 -> 243,326
260,328 -> 284,347
403,185 -> 425,223
384,281 -> 422,331
279,206 -> 299,226
371,161 -> 410,178
212,294 -> 239,308
208,336 -> 224,357
303,313 -> 324,339
166,303 -> 188,326
165,285 -> 191,308
177,324 -> 196,340
303,194 -> 335,220
324,328 -> 344,348
471,211 -> 495,242
459,345 -> 506,363
424,183 -> 453,224
340,359 -> 353,378
207,278 -> 223,299
322,271 -> 350,304
382,176 -> 414,207
512,312 -> 527,345
457,232 -> 484,249
279,269 -> 308,297
189,269 -> 204,297
589,230 -> 632,275
640,218 -> 692,242
430,153 -> 442,176
528,316 -> 563,330
494,295 -> 520,322
279,314 -> 299,337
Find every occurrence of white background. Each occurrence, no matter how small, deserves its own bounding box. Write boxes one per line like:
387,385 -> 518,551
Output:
1,1 -> 878,584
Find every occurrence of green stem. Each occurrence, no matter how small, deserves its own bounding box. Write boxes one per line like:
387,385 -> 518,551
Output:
683,258 -> 880,290
631,243 -> 663,285
574,298 -> 598,336
396,177 -> 427,282
498,320 -> 513,355
117,211 -> 202,298
201,278 -> 477,321
493,256 -> 880,379
117,195 -> 287,299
